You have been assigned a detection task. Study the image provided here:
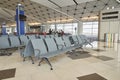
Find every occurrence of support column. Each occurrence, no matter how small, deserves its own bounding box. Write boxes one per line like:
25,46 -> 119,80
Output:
16,4 -> 25,36
45,24 -> 50,33
55,24 -> 57,31
77,21 -> 83,35
1,23 -> 7,35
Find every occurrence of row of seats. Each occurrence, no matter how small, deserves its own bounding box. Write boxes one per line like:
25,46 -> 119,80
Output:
0,34 -> 58,39
0,34 -> 59,49
22,35 -> 93,70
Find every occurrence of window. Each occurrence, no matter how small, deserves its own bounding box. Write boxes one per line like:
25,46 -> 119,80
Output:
83,22 -> 98,40
50,23 -> 78,35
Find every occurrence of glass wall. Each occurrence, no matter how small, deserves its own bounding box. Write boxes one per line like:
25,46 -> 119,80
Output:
83,21 -> 98,40
50,23 -> 78,35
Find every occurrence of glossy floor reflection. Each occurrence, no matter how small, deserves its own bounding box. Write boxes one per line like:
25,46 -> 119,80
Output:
0,41 -> 120,80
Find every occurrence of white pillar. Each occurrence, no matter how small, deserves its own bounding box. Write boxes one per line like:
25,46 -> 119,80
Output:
55,23 -> 57,31
44,24 -> 50,33
77,21 -> 83,35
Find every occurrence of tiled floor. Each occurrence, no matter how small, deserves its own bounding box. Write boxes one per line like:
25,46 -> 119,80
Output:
0,41 -> 120,80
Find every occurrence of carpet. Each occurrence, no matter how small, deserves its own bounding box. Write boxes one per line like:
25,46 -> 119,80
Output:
77,73 -> 107,80
0,68 -> 16,79
94,56 -> 114,61
93,49 -> 105,52
68,51 -> 91,60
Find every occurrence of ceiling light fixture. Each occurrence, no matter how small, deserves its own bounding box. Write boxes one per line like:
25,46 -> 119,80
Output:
107,7 -> 109,10
47,19 -> 73,23
28,22 -> 41,26
112,6 -> 115,9
81,16 -> 98,20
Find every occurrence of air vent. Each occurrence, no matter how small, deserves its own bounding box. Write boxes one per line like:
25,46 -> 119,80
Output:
102,11 -> 118,15
101,9 -> 120,21
102,16 -> 118,20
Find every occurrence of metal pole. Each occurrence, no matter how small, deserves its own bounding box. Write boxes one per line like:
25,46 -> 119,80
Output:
17,5 -> 20,35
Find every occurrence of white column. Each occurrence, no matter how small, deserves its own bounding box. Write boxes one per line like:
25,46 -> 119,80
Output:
77,21 -> 83,35
55,23 -> 57,31
44,24 -> 50,33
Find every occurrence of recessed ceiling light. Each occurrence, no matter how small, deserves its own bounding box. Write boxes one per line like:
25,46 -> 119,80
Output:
112,6 -> 115,9
18,4 -> 22,6
107,7 -> 109,10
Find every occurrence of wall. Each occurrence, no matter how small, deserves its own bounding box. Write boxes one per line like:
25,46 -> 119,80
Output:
99,8 -> 120,41
99,20 -> 120,40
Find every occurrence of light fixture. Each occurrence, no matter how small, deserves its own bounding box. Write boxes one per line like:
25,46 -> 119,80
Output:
28,22 -> 41,26
112,6 -> 115,9
107,7 -> 109,10
47,19 -> 73,23
10,24 -> 16,26
18,4 -> 22,6
81,16 -> 98,20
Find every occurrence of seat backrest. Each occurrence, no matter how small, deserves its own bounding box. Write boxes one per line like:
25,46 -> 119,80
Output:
1,35 -> 9,38
31,39 -> 48,57
45,38 -> 57,52
54,34 -> 58,37
62,36 -> 71,47
19,35 -> 29,45
72,35 -> 78,42
22,40 -> 34,57
50,35 -> 54,38
45,35 -> 50,38
79,35 -> 86,43
9,36 -> 21,47
0,37 -> 10,49
39,35 -> 45,39
54,37 -> 65,50
76,35 -> 83,45
27,35 -> 36,39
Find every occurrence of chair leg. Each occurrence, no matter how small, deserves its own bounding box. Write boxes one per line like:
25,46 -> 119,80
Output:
89,43 -> 93,48
29,56 -> 34,64
38,58 -> 44,66
44,58 -> 53,70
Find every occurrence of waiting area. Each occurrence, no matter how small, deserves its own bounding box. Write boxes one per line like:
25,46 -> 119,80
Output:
0,0 -> 120,80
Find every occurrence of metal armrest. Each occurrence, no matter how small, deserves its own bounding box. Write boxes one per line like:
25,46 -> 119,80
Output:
34,49 -> 41,57
57,44 -> 65,50
74,41 -> 79,44
21,41 -> 25,45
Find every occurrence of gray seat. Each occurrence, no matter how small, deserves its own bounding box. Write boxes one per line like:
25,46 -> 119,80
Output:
0,37 -> 10,49
54,37 -> 65,50
54,37 -> 74,53
0,35 -> 9,38
31,39 -> 48,58
79,35 -> 93,47
43,38 -> 68,70
39,35 -> 45,39
45,35 -> 50,38
21,40 -> 34,64
30,38 -> 60,70
27,35 -> 36,39
50,35 -> 54,38
0,37 -> 11,55
9,36 -> 21,48
76,35 -> 84,47
62,36 -> 76,50
19,35 -> 29,46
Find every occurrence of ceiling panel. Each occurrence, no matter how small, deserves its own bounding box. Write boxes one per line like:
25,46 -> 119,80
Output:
0,0 -> 120,24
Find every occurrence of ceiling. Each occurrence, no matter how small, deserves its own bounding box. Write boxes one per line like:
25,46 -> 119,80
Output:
0,0 -> 119,25
31,0 -> 95,8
